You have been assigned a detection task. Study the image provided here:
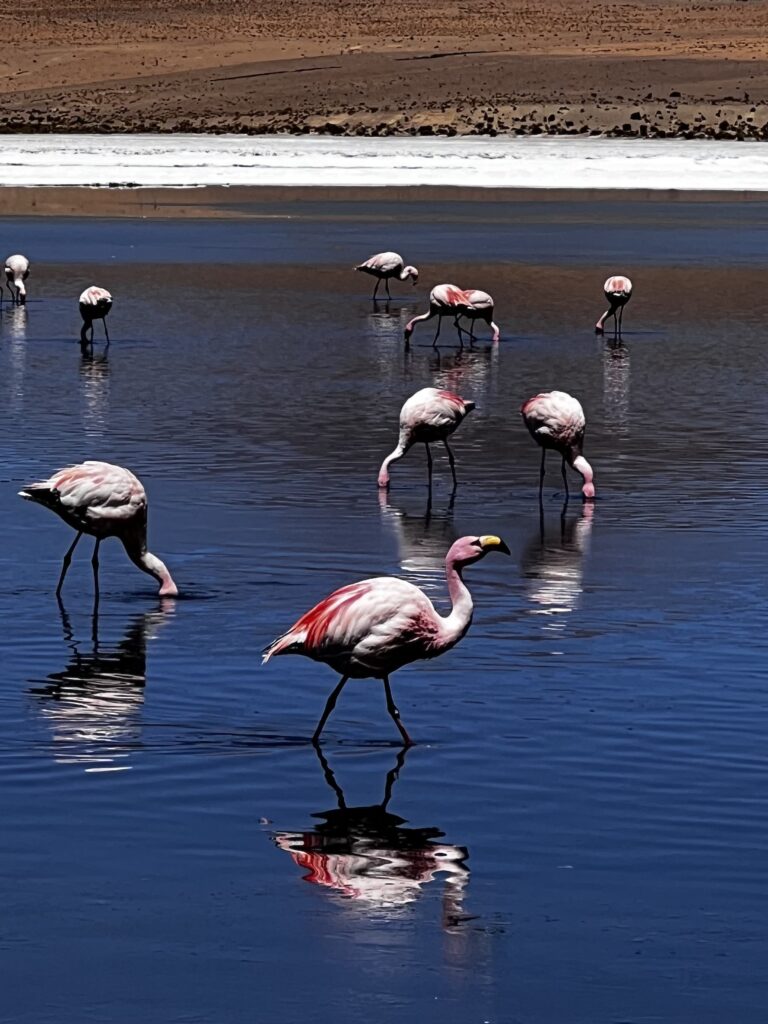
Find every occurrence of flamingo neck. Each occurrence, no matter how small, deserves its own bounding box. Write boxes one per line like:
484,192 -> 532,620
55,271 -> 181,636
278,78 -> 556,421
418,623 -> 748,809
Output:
572,454 -> 595,499
377,431 -> 412,487
122,536 -> 179,596
489,319 -> 500,342
438,558 -> 474,648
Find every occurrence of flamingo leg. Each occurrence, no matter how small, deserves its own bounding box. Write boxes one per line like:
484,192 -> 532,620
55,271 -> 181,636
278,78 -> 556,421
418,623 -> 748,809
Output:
312,675 -> 349,744
443,439 -> 457,488
618,304 -> 624,335
425,443 -> 433,489
432,316 -> 442,348
6,282 -> 15,303
383,676 -> 413,747
372,278 -> 380,300
103,319 -> 110,346
56,531 -> 83,597
539,447 -> 546,498
385,278 -> 392,300
561,456 -> 570,497
91,538 -> 101,598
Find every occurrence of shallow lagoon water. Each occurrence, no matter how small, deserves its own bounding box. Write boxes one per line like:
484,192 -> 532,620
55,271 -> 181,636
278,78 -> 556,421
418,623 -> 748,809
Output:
1,197 -> 768,1022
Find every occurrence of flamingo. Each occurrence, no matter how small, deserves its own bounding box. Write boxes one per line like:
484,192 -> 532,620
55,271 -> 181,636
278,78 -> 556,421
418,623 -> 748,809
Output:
18,461 -> 178,598
262,534 -> 510,745
5,254 -> 30,305
378,387 -> 475,490
354,252 -> 419,300
521,391 -> 596,501
79,287 -> 113,345
456,289 -> 500,344
404,284 -> 470,347
595,275 -> 632,336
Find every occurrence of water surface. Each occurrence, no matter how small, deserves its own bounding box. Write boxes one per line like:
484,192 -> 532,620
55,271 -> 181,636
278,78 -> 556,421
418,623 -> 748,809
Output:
1,198 -> 767,1023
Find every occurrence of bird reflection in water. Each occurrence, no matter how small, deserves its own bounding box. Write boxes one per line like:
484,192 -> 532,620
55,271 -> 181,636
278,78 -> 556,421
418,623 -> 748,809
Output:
29,601 -> 173,770
378,489 -> 458,590
273,745 -> 470,926
522,502 -> 595,632
430,343 -> 498,399
5,305 -> 28,414
603,339 -> 631,438
79,344 -> 111,439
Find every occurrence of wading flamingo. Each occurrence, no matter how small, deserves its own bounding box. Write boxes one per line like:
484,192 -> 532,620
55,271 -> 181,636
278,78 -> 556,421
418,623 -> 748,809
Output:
378,387 -> 475,490
404,284 -> 470,347
456,289 -> 500,343
5,254 -> 29,305
521,391 -> 595,501
355,252 -> 419,300
262,534 -> 510,745
79,287 -> 113,345
19,461 -> 178,598
595,275 -> 632,336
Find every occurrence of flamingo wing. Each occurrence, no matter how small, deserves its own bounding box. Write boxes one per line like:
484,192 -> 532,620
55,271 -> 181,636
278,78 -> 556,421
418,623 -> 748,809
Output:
24,461 -> 145,526
263,576 -> 441,673
521,392 -> 585,446
402,388 -> 473,435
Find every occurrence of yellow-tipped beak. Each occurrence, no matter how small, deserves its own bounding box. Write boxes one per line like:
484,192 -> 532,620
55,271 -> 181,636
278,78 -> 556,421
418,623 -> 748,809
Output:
480,535 -> 511,555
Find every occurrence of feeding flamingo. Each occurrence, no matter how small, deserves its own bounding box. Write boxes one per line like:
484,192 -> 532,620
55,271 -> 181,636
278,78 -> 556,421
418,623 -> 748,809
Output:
355,252 -> 419,300
595,275 -> 632,336
456,289 -> 500,344
5,254 -> 30,305
19,461 -> 178,598
79,287 -> 113,345
262,534 -> 510,745
378,387 -> 475,490
521,391 -> 595,501
404,284 -> 470,347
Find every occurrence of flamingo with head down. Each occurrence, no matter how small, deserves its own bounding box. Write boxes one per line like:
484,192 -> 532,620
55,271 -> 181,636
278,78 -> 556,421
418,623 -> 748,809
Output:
19,460 -> 178,598
404,284 -> 469,347
378,387 -> 475,490
79,287 -> 113,346
456,289 -> 500,344
595,275 -> 632,336
521,391 -> 595,501
5,254 -> 30,305
355,252 -> 419,300
263,534 -> 510,745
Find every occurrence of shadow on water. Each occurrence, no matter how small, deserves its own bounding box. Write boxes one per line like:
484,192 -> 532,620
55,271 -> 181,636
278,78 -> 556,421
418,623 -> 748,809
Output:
273,744 -> 471,926
521,501 -> 594,634
28,600 -> 175,769
79,346 -> 111,439
602,338 -> 631,437
429,343 -> 498,398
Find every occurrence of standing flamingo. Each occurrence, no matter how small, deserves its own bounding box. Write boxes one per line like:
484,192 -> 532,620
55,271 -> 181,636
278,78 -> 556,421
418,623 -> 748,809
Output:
595,275 -> 632,336
19,461 -> 178,598
262,534 -> 510,745
521,391 -> 595,501
404,284 -> 470,347
79,287 -> 113,345
5,254 -> 30,305
456,289 -> 500,343
355,252 -> 419,300
378,387 -> 475,490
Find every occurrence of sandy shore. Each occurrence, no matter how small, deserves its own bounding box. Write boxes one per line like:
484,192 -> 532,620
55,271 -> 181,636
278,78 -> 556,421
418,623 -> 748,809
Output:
2,1 -> 768,140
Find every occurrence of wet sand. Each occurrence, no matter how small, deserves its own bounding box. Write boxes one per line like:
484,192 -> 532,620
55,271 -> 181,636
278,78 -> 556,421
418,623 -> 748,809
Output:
2,0 -> 768,138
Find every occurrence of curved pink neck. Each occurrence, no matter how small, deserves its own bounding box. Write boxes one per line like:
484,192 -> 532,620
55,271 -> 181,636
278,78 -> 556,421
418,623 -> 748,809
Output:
437,557 -> 474,648
572,454 -> 595,499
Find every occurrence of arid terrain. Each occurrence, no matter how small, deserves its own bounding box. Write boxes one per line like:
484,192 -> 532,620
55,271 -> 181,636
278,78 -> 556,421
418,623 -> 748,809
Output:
4,0 -> 768,138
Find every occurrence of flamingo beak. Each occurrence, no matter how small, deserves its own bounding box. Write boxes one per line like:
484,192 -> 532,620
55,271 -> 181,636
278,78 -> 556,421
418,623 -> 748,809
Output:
480,535 -> 511,555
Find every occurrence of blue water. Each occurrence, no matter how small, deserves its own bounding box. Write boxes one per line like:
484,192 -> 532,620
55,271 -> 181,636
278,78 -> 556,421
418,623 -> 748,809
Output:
1,198 -> 768,1023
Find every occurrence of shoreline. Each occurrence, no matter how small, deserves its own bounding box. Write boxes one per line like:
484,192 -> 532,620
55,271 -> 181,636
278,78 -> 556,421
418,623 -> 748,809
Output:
1,183 -> 768,220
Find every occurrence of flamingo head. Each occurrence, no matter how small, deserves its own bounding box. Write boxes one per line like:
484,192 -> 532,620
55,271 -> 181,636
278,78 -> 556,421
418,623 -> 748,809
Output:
447,534 -> 511,569
15,278 -> 26,302
404,265 -> 419,285
572,455 -> 596,501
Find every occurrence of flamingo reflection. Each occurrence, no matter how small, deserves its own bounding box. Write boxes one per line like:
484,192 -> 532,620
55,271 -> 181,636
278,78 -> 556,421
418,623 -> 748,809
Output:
79,346 -> 111,438
378,489 -> 458,588
4,305 -> 28,414
521,503 -> 594,631
602,339 -> 631,438
273,746 -> 470,924
29,602 -> 173,769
